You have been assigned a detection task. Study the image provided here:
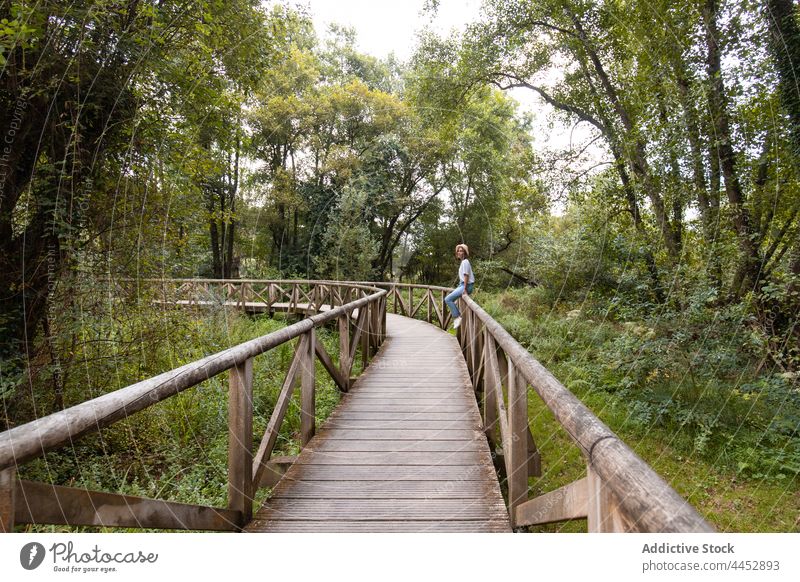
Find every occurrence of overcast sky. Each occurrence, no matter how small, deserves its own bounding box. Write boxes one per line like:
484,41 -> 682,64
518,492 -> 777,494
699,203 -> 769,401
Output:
302,0 -> 482,62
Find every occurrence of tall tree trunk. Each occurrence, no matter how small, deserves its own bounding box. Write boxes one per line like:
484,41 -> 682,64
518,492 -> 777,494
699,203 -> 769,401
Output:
612,148 -> 666,303
675,68 -> 714,240
765,0 -> 800,310
0,4 -> 136,376
657,91 -> 685,253
224,136 -> 241,279
766,0 -> 800,159
703,0 -> 762,296
42,314 -> 64,411
568,9 -> 680,258
208,187 -> 223,278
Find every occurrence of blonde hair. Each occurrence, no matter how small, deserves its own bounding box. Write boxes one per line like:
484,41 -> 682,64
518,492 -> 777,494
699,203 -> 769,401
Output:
455,244 -> 469,258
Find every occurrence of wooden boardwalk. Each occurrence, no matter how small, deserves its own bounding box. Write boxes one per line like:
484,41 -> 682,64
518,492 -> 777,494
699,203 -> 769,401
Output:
246,313 -> 511,532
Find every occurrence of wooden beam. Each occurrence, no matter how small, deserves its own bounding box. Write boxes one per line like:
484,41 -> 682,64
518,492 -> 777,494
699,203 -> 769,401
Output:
228,357 -> 253,526
14,480 -> 239,531
255,456 -> 298,489
298,284 -> 313,306
0,468 -> 15,532
514,477 -> 588,527
250,286 -> 270,306
426,289 -> 432,323
473,324 -> 485,393
361,302 -> 370,368
394,287 -> 408,316
587,465 -> 631,532
251,334 -> 308,489
431,293 -> 444,329
440,290 -> 448,329
494,366 -> 511,477
315,335 -> 348,392
508,362 -> 529,526
338,315 -> 350,391
346,306 -> 364,375
409,293 -> 425,319
373,299 -> 381,352
301,330 -> 316,447
483,331 -> 499,447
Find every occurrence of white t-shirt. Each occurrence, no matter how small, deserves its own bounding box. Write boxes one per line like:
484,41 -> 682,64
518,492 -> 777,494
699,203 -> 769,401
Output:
458,259 -> 475,284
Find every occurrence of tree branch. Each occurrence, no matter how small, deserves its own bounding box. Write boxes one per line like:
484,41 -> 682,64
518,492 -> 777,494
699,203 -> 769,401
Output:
486,72 -> 608,135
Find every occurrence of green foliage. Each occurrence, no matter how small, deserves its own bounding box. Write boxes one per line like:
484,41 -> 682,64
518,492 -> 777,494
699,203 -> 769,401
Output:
315,186 -> 378,280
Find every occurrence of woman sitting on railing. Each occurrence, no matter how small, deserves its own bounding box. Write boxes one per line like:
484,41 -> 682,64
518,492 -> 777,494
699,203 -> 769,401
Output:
445,243 -> 474,330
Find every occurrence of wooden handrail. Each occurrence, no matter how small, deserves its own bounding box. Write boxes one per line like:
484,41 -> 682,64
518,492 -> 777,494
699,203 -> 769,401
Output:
458,294 -> 714,532
0,285 -> 383,471
0,280 -> 386,532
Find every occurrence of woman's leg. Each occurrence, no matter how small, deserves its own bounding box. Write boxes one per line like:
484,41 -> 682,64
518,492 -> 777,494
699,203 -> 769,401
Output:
445,284 -> 465,318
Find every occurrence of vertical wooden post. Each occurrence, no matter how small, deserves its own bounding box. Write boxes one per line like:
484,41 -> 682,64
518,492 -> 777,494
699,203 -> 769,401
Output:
440,290 -> 447,329
475,324 -> 485,393
228,357 -> 253,526
483,330 -> 499,446
587,465 -> 628,532
381,295 -> 387,342
470,312 -> 479,380
426,289 -> 432,323
371,300 -> 379,354
466,310 -> 475,374
361,302 -> 370,368
377,298 -> 383,347
339,314 -> 350,391
0,467 -> 16,532
461,309 -> 469,365
508,362 -> 529,528
465,310 -> 473,367
497,342 -> 509,389
408,287 -> 413,318
301,330 -> 316,446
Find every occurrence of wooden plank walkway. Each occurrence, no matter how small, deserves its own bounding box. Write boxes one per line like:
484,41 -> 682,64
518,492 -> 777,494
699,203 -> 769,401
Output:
245,313 -> 511,532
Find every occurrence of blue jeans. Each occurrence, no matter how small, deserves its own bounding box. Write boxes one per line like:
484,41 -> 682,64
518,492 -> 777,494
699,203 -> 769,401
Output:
445,283 -> 474,318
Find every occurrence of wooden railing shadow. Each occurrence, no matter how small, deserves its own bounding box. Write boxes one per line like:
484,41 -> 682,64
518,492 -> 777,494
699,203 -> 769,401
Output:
0,280 -> 386,532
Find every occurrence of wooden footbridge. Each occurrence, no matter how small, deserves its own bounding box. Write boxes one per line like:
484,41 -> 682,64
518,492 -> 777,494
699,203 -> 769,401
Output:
0,280 -> 713,533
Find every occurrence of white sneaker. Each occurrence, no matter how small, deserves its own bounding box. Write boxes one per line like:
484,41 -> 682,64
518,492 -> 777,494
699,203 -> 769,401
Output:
452,317 -> 462,329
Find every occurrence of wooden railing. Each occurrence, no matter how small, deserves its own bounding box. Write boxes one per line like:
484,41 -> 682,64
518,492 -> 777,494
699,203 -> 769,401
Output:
137,279 -> 713,531
0,280 -> 386,532
455,294 -> 714,532
1,278 -> 713,533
